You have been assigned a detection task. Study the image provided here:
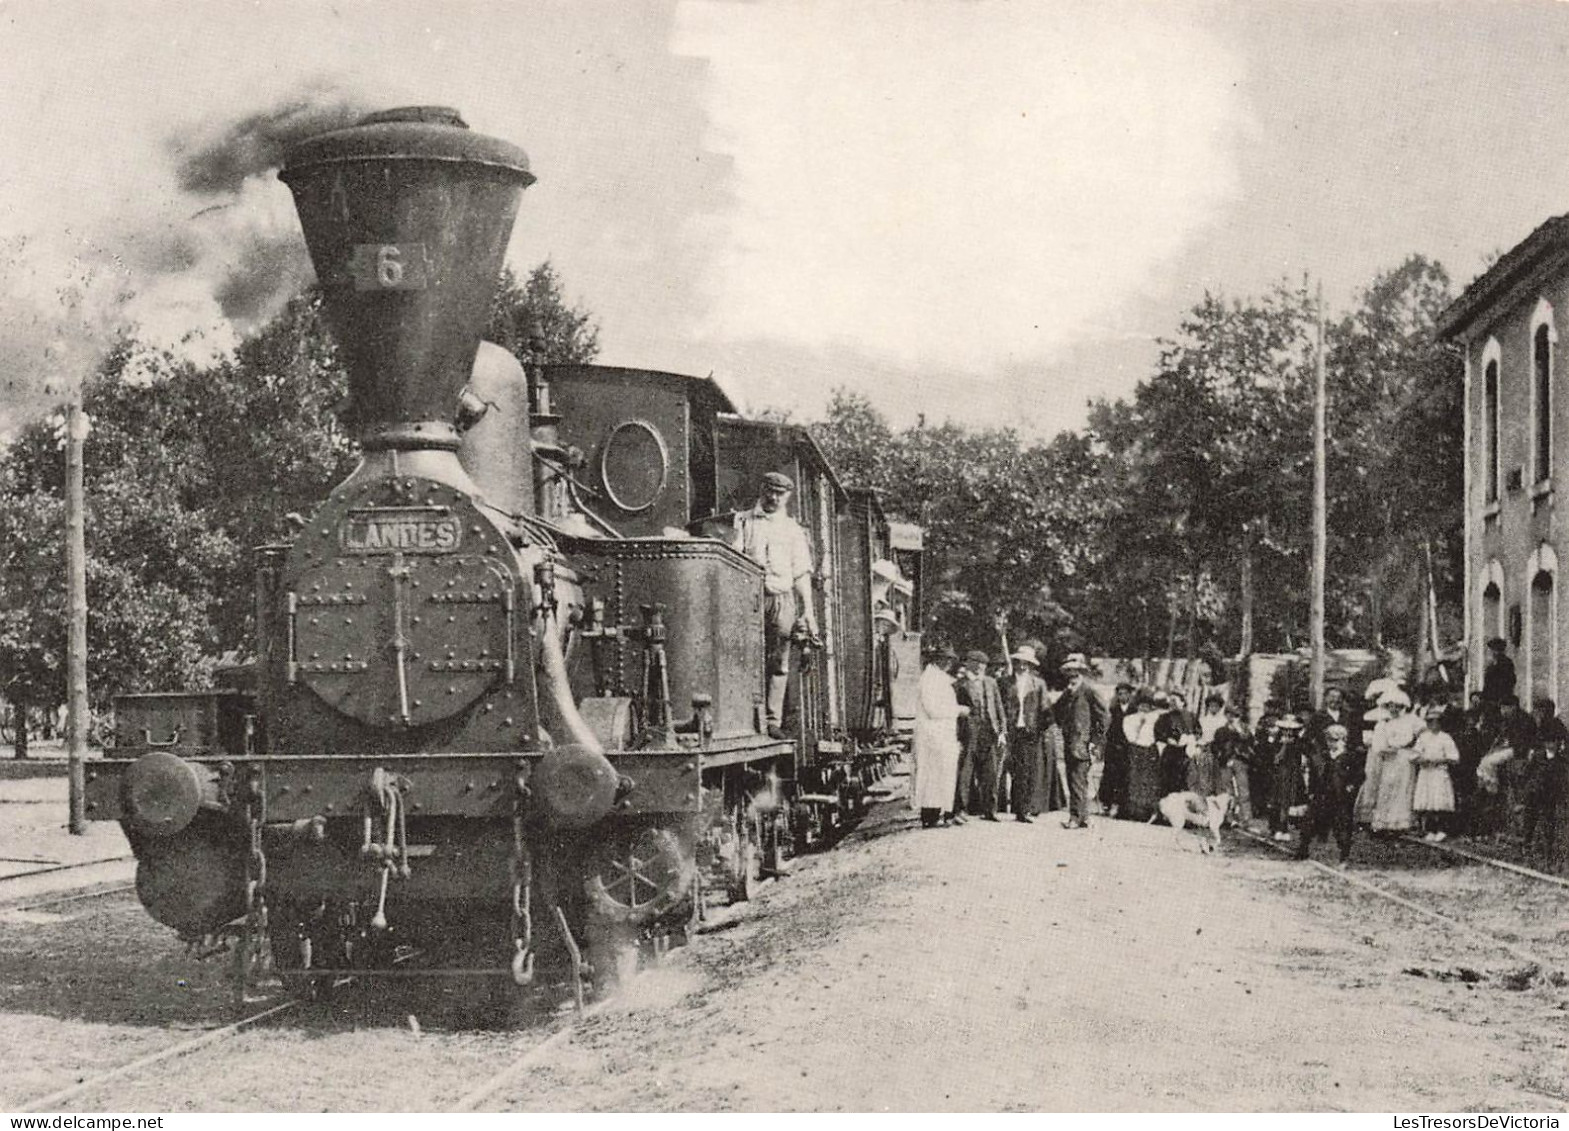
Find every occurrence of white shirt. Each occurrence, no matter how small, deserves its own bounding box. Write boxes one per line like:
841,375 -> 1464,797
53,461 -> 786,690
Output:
732,505 -> 813,596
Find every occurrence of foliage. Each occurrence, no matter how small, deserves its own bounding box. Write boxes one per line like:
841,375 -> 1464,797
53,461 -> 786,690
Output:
0,261 -> 600,713
816,260 -> 1462,668
812,391 -> 1106,662
485,261 -> 601,365
1324,256 -> 1463,648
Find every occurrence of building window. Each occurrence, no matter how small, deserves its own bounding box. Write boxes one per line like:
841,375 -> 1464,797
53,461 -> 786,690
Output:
1533,302 -> 1557,486
1486,358 -> 1501,502
1528,543 -> 1559,706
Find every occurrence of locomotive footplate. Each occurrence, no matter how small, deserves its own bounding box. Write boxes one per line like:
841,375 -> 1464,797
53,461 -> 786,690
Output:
89,750 -> 728,823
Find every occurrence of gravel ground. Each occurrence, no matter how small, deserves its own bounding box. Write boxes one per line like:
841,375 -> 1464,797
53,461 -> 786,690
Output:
3,772 -> 1568,1112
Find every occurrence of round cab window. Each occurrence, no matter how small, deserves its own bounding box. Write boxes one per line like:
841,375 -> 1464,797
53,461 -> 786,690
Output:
600,419 -> 669,513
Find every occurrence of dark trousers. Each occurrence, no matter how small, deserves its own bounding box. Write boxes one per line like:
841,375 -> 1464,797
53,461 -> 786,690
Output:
957,723 -> 998,814
969,740 -> 1000,816
1009,730 -> 1040,816
1067,757 -> 1091,823
1158,746 -> 1188,799
952,743 -> 974,817
1099,743 -> 1130,811
1295,794 -> 1355,861
1522,793 -> 1560,854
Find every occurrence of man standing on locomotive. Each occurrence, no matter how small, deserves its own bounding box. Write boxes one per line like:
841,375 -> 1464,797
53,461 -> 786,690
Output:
732,472 -> 821,740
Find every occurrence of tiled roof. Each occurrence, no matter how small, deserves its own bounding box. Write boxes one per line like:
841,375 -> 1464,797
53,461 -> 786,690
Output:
1437,213 -> 1569,340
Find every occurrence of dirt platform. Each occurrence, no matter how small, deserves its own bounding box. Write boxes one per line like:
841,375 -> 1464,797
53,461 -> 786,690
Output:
482,794 -> 1569,1112
3,779 -> 1568,1112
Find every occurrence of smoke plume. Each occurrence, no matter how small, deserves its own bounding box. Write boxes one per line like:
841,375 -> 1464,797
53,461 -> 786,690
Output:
0,85 -> 372,435
171,90 -> 367,197
161,87 -> 372,327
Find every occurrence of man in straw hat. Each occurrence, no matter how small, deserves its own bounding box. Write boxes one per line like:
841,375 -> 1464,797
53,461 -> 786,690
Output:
1001,642 -> 1050,822
955,649 -> 1007,822
731,471 -> 821,739
1056,653 -> 1107,829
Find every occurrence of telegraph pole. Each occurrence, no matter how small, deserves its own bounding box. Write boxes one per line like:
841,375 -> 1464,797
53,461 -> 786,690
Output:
65,396 -> 89,834
1310,281 -> 1327,711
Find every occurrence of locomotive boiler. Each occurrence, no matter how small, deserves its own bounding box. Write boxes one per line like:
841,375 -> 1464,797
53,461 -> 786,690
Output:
83,106 -> 920,1011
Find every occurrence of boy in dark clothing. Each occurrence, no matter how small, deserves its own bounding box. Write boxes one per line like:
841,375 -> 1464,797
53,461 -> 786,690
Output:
1296,723 -> 1364,863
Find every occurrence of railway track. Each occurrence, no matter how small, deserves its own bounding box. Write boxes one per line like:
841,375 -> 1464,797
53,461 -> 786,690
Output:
20,999 -> 302,1111
1,880 -> 135,913
0,854 -> 133,888
8,902 -> 695,1113
12,962 -> 671,1112
1237,827 -> 1569,978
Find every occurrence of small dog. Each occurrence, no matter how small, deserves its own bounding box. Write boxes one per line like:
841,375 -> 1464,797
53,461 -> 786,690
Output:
1153,791 -> 1233,853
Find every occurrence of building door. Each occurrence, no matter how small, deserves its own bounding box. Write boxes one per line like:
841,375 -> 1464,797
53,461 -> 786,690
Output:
1531,570 -> 1556,703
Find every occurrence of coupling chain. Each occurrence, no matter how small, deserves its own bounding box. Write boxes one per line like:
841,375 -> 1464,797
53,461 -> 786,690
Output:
510,810 -> 534,985
243,800 -> 267,915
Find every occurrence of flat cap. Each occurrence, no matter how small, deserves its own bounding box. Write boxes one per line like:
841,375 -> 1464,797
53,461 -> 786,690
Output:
762,471 -> 794,491
965,649 -> 990,666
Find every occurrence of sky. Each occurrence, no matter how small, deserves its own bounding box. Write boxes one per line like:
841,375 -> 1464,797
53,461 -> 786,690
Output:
3,0 -> 1569,437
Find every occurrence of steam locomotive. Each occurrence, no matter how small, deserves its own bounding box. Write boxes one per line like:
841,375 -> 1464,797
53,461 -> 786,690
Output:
82,106 -> 923,1011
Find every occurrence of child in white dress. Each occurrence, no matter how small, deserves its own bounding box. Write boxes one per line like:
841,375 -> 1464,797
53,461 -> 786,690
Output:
1411,706 -> 1459,841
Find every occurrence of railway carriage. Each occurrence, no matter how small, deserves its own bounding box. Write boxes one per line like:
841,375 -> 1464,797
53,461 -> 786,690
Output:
82,106 -> 920,1012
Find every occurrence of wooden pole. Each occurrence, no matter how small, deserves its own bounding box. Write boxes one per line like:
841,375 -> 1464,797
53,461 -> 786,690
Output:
65,397 -> 89,835
1310,281 -> 1327,711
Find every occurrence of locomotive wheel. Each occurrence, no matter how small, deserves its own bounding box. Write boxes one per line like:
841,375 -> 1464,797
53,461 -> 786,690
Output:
582,826 -> 693,926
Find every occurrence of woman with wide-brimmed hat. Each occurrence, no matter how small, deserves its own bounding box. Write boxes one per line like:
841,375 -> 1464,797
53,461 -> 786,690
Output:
1366,688 -> 1423,834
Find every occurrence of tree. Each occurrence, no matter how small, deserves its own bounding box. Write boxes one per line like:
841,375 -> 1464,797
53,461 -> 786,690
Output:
486,261 -> 601,364
1325,256 -> 1461,653
1080,284 -> 1319,659
0,259 -> 605,736
812,390 -> 1111,662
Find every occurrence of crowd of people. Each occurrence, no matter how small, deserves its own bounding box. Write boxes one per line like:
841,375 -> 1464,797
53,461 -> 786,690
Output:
910,640 -> 1105,830
907,635 -> 1568,866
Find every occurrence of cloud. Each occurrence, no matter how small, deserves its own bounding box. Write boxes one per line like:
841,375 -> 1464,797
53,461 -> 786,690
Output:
673,0 -> 1249,376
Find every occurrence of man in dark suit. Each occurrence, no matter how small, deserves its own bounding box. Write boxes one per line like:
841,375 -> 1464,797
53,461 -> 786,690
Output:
1306,688 -> 1360,797
955,650 -> 1007,822
1001,644 -> 1050,823
1481,637 -> 1516,719
1306,687 -> 1352,749
1521,697 -> 1568,856
1056,653 -> 1107,829
1295,722 -> 1363,863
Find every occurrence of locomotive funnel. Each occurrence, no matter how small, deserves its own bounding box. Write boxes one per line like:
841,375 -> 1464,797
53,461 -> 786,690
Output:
279,107 -> 534,451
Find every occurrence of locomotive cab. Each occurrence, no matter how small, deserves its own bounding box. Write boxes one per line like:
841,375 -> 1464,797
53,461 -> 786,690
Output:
83,105 -> 923,1014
